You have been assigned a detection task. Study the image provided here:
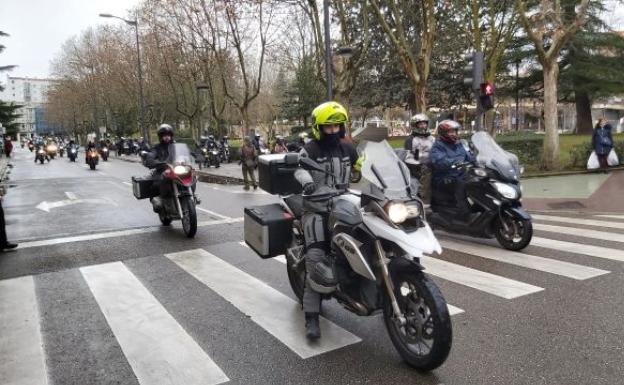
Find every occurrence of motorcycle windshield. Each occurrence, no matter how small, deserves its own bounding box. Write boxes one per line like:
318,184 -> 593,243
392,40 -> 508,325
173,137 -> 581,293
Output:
359,140 -> 412,200
471,131 -> 521,182
167,143 -> 193,165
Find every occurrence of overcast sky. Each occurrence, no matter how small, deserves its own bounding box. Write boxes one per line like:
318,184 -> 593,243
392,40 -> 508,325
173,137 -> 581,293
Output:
0,0 -> 140,79
1,0 -> 624,79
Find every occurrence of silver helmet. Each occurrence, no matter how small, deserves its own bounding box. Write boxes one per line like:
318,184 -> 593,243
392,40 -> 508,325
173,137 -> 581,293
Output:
410,113 -> 430,135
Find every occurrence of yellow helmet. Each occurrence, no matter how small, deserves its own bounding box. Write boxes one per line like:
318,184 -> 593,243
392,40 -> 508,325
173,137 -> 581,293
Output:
311,101 -> 349,140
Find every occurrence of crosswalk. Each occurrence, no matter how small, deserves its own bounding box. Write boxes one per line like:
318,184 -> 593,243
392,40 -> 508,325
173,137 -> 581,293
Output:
1,213 -> 624,383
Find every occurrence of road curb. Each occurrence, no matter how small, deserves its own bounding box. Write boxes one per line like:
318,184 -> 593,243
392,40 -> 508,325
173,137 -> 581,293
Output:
523,165 -> 624,179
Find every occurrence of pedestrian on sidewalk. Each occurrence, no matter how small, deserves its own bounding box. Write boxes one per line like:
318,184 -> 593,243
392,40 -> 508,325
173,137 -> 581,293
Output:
592,118 -> 613,173
240,136 -> 258,190
3,136 -> 11,158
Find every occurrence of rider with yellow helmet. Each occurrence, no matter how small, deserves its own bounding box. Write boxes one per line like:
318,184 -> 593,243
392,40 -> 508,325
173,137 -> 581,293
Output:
294,101 -> 359,340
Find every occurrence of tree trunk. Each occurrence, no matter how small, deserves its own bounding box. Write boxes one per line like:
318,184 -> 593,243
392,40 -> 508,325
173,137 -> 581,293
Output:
241,107 -> 251,136
575,90 -> 593,134
414,80 -> 427,113
542,62 -> 560,170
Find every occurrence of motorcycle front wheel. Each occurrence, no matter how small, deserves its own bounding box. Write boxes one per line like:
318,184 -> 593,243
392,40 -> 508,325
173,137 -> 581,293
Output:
180,196 -> 197,238
383,271 -> 452,372
495,214 -> 532,251
89,161 -> 96,170
39,157 -> 44,164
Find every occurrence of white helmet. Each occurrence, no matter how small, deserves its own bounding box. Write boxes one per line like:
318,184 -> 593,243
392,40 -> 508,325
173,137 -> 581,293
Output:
410,113 -> 430,135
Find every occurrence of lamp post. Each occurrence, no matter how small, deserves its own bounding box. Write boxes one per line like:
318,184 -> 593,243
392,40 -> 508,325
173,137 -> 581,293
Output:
99,12 -> 148,143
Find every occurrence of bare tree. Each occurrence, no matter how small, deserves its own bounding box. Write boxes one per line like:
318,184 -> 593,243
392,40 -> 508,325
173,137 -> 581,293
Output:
516,0 -> 591,169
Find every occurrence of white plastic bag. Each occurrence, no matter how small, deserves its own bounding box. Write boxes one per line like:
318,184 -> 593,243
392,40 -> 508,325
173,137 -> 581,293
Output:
607,148 -> 619,166
587,151 -> 599,170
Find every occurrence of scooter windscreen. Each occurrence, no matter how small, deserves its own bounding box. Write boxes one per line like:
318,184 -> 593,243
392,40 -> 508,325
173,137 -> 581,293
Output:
166,143 -> 193,165
358,140 -> 413,200
471,131 -> 521,182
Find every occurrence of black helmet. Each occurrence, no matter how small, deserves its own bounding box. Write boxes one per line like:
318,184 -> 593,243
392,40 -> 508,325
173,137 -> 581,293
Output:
208,135 -> 215,141
157,124 -> 174,138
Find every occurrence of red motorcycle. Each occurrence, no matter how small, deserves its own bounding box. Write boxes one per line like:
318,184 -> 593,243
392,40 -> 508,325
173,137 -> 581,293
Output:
133,143 -> 199,238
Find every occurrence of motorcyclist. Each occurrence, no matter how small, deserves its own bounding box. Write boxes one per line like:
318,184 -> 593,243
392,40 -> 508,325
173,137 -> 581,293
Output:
294,101 -> 359,340
137,137 -> 150,152
85,140 -> 97,163
145,124 -> 175,210
205,135 -> 218,150
430,120 -> 475,218
273,135 -> 288,154
406,113 -> 435,203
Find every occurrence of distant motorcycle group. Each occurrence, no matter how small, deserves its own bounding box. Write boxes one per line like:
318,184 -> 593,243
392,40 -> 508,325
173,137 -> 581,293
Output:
191,135 -> 231,169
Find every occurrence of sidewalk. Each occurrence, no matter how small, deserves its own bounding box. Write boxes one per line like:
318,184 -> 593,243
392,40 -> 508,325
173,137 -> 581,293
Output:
521,169 -> 624,213
115,155 -> 244,184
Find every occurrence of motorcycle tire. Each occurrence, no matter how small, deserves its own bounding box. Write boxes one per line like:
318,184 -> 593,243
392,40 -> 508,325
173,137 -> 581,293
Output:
494,215 -> 533,251
159,211 -> 172,226
383,271 -> 452,372
180,196 -> 197,238
350,170 -> 362,183
39,158 -> 44,164
286,239 -> 306,304
89,162 -> 96,170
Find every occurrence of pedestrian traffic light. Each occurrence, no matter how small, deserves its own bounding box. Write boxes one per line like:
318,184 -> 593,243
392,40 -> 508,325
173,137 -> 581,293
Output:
480,81 -> 495,110
462,51 -> 484,90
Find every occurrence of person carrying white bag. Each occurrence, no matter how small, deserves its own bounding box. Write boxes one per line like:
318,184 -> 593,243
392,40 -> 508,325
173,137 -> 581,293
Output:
591,118 -> 614,173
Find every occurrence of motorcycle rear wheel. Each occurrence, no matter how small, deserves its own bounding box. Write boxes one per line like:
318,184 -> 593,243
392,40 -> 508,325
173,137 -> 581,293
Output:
286,239 -> 306,304
495,215 -> 532,251
383,271 -> 452,372
180,196 -> 197,238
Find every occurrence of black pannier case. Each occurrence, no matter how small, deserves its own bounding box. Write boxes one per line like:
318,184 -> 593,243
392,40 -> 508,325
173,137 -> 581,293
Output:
244,204 -> 293,259
258,154 -> 302,195
132,176 -> 156,200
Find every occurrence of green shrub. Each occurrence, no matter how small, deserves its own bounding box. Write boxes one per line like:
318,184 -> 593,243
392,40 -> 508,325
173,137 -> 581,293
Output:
498,137 -> 543,166
569,142 -> 593,168
614,141 -> 624,165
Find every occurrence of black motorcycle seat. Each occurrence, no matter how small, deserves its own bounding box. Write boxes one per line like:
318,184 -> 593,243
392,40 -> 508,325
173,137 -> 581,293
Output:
284,194 -> 304,218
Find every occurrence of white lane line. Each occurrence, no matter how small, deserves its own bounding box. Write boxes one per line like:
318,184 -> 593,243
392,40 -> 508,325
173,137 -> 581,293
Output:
534,223 -> 624,244
18,217 -> 244,249
167,249 -> 361,359
0,276 -> 48,385
533,214 -> 624,230
420,256 -> 543,299
440,239 -> 609,280
196,207 -> 229,219
238,241 -> 286,264
595,214 -> 624,220
211,186 -> 269,195
531,237 -> 624,263
122,181 -> 132,186
236,242 -> 463,314
80,262 -> 229,385
65,191 -> 77,200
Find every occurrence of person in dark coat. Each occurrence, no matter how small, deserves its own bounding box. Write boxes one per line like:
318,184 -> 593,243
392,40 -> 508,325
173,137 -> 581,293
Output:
592,118 -> 614,173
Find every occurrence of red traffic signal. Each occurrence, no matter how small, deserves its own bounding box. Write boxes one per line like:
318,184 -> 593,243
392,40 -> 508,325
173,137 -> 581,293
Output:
480,82 -> 495,96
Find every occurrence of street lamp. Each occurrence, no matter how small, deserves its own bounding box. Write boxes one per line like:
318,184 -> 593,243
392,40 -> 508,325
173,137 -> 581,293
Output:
99,12 -> 148,143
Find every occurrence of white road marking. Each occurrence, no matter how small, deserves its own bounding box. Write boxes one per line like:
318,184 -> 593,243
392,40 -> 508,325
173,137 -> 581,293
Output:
36,197 -> 115,212
533,214 -> 624,230
0,276 -> 48,385
440,238 -> 609,280
167,249 -> 361,359
534,223 -> 624,244
18,217 -> 244,249
80,262 -> 229,385
122,181 -> 132,186
595,214 -> 624,220
65,191 -> 77,200
531,237 -> 624,263
211,186 -> 269,195
420,256 -> 544,299
196,207 -> 229,219
237,242 -> 464,314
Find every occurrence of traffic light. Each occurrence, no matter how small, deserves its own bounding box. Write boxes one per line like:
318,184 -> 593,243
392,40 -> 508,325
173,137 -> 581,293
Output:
480,81 -> 495,110
462,51 -> 484,90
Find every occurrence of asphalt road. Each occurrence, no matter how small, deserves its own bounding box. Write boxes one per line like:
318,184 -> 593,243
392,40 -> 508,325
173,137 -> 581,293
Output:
1,147 -> 624,385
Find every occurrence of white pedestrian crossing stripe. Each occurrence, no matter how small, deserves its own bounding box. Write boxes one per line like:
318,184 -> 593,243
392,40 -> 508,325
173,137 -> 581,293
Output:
167,248 -> 362,359
531,237 -> 624,263
81,262 -> 229,385
534,223 -> 624,244
440,238 -> 609,280
420,256 -> 544,299
533,214 -> 624,230
0,276 -> 48,385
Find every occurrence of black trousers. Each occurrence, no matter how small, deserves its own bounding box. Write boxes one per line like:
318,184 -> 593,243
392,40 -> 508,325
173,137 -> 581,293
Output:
0,199 -> 8,245
435,177 -> 469,212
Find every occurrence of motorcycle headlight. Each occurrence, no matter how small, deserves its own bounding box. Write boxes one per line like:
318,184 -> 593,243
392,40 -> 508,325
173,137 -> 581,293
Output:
38,150 -> 45,154
174,165 -> 191,176
385,202 -> 409,224
103,148 -> 108,152
492,182 -> 518,199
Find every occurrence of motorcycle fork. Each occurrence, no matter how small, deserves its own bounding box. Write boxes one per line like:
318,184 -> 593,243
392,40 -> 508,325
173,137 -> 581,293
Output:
375,240 -> 406,326
173,183 -> 184,218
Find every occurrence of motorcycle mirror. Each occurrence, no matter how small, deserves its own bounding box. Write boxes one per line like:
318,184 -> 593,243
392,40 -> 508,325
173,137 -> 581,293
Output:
284,153 -> 299,165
